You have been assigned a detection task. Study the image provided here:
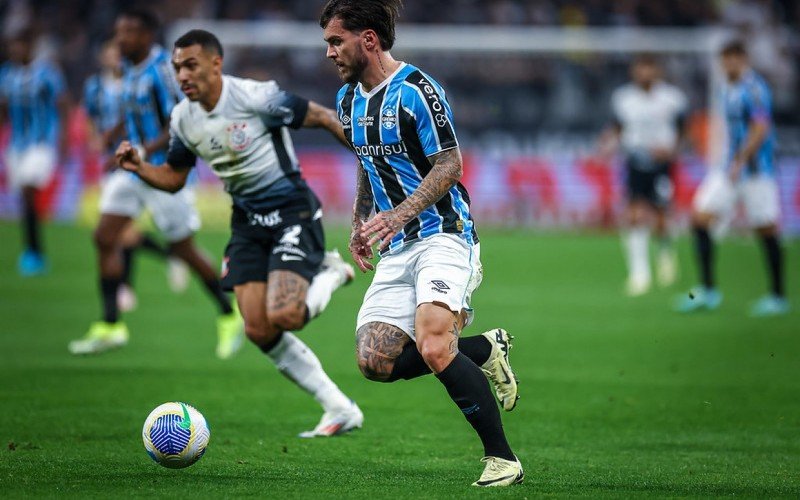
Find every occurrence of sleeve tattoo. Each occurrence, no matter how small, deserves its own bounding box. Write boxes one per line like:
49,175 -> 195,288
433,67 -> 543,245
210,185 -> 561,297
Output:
394,148 -> 462,223
353,163 -> 374,231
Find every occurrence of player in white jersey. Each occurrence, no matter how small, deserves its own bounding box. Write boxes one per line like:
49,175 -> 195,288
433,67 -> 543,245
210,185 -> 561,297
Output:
600,55 -> 688,296
115,29 -> 362,437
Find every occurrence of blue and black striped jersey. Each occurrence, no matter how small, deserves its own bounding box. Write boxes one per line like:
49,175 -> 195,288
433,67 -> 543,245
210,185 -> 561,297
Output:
121,45 -> 181,164
723,69 -> 776,178
84,73 -> 123,135
0,59 -> 65,151
336,62 -> 476,254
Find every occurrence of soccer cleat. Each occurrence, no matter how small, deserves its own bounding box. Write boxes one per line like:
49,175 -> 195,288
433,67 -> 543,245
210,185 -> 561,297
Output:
749,295 -> 790,317
298,401 -> 363,438
117,284 -> 138,312
480,328 -> 519,411
216,303 -> 244,360
167,257 -> 190,293
625,273 -> 652,297
322,249 -> 355,287
675,287 -> 722,313
69,321 -> 129,355
18,250 -> 47,277
656,249 -> 678,287
472,456 -> 524,487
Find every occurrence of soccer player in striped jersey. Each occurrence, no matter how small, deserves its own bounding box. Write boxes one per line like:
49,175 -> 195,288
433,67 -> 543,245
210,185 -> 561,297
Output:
70,10 -> 242,357
677,41 -> 788,316
114,29 -> 363,437
84,40 -> 182,313
321,0 -> 522,487
0,28 -> 69,276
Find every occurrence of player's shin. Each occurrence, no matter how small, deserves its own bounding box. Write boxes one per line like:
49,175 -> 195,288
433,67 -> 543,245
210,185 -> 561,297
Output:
436,353 -> 515,461
388,336 -> 492,381
759,233 -> 784,297
261,331 -> 352,413
693,225 -> 714,289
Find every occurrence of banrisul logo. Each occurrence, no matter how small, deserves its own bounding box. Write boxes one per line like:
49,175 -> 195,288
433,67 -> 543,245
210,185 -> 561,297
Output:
353,142 -> 407,157
381,108 -> 397,129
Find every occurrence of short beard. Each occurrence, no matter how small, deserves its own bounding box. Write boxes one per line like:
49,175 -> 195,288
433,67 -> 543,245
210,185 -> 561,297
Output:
343,45 -> 369,84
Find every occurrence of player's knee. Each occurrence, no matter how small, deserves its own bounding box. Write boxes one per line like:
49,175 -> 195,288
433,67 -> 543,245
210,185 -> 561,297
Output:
267,305 -> 307,332
416,336 -> 453,373
355,323 -> 394,383
356,355 -> 391,382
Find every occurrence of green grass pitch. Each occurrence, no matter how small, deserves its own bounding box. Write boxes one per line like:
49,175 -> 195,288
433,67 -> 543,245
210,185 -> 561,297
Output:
1,221 -> 798,498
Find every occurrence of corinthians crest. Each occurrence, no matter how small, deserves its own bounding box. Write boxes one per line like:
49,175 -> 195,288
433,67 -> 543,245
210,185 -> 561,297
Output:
381,108 -> 397,129
226,122 -> 252,152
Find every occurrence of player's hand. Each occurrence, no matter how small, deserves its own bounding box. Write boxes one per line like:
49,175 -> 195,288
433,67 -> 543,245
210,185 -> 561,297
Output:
115,141 -> 142,172
349,223 -> 375,273
360,209 -> 406,252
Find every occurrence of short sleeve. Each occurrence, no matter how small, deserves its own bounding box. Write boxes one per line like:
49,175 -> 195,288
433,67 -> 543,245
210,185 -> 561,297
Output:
152,60 -> 180,126
166,111 -> 196,169
248,79 -> 309,129
403,73 -> 458,157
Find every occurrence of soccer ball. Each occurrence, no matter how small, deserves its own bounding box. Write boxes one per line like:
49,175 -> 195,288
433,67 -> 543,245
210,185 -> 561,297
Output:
142,402 -> 210,469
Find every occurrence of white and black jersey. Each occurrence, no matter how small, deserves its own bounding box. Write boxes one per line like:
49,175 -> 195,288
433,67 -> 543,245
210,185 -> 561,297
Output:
167,75 -> 311,212
611,81 -> 687,171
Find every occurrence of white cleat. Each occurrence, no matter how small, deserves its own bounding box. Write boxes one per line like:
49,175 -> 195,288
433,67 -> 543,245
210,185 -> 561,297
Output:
167,257 -> 190,293
322,249 -> 355,287
69,322 -> 129,355
298,401 -> 363,438
625,274 -> 651,297
472,455 -> 524,487
480,328 -> 519,411
116,284 -> 138,313
656,249 -> 678,287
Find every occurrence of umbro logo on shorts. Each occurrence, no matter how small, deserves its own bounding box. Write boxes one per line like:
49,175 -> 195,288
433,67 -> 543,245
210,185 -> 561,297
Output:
430,280 -> 450,294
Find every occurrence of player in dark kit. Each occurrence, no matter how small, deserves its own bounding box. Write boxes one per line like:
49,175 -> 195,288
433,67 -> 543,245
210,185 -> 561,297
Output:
321,0 -> 522,487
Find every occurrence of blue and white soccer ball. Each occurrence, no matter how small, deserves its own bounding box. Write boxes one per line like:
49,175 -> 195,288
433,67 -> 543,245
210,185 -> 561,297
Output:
142,402 -> 210,469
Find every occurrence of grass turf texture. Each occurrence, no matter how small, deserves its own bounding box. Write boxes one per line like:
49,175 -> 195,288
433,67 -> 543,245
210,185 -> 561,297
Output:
1,221 -> 798,498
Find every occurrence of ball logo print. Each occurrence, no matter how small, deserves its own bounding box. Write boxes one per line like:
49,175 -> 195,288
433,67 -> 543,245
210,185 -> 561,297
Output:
142,402 -> 210,469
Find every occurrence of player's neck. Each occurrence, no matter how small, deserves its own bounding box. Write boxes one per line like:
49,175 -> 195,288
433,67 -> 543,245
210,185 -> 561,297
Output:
361,53 -> 401,93
200,80 -> 224,112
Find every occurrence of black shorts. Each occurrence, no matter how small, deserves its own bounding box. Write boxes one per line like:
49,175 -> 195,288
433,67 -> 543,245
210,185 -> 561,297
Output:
220,193 -> 325,291
625,156 -> 674,209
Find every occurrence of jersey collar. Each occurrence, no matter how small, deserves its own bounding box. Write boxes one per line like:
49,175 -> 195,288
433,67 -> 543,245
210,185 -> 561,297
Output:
357,62 -> 406,99
202,75 -> 230,116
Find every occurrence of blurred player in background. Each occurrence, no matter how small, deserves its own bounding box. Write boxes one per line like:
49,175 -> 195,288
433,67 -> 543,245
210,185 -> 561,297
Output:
115,29 -> 363,437
600,55 -> 687,297
321,0 -> 521,486
677,40 -> 788,316
83,39 -> 188,312
69,9 -> 242,356
0,28 -> 69,276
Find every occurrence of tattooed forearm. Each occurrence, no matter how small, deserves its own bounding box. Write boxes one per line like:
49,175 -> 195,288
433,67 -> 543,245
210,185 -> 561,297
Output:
356,322 -> 411,382
394,148 -> 462,223
353,163 -> 374,231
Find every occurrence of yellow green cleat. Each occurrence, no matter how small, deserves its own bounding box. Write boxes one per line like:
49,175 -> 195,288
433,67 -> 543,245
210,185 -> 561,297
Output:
69,321 -> 129,355
216,303 -> 244,360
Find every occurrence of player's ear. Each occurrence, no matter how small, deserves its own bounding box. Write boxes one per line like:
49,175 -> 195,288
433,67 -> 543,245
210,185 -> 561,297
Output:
362,30 -> 377,51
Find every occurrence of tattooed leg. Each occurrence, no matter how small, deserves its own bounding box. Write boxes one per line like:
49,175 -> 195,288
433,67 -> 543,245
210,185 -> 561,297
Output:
356,322 -> 412,382
415,302 -> 461,374
234,281 -> 283,348
267,270 -> 310,332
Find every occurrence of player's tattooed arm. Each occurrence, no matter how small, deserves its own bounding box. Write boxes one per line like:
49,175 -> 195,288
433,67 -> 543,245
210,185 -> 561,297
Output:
360,147 -> 462,250
303,101 -> 350,148
356,322 -> 411,382
350,163 -> 375,272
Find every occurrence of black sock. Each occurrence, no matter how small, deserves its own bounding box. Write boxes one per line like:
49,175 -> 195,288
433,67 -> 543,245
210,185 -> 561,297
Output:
694,226 -> 714,289
100,277 -> 121,323
258,331 -> 285,354
139,233 -> 169,257
760,234 -> 784,297
388,335 -> 493,381
121,247 -> 135,286
22,200 -> 41,254
436,353 -> 515,461
203,278 -> 233,315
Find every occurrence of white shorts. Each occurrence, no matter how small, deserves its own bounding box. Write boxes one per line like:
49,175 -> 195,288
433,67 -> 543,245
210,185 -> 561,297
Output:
5,145 -> 57,189
356,233 -> 483,340
693,170 -> 780,229
99,169 -> 201,242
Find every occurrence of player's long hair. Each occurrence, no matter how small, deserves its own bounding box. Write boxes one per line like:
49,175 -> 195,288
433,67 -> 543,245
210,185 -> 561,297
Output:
319,0 -> 403,50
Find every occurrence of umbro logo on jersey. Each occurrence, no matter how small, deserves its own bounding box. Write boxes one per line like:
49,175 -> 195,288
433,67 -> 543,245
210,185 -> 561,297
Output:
430,280 -> 450,294
340,114 -> 351,124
